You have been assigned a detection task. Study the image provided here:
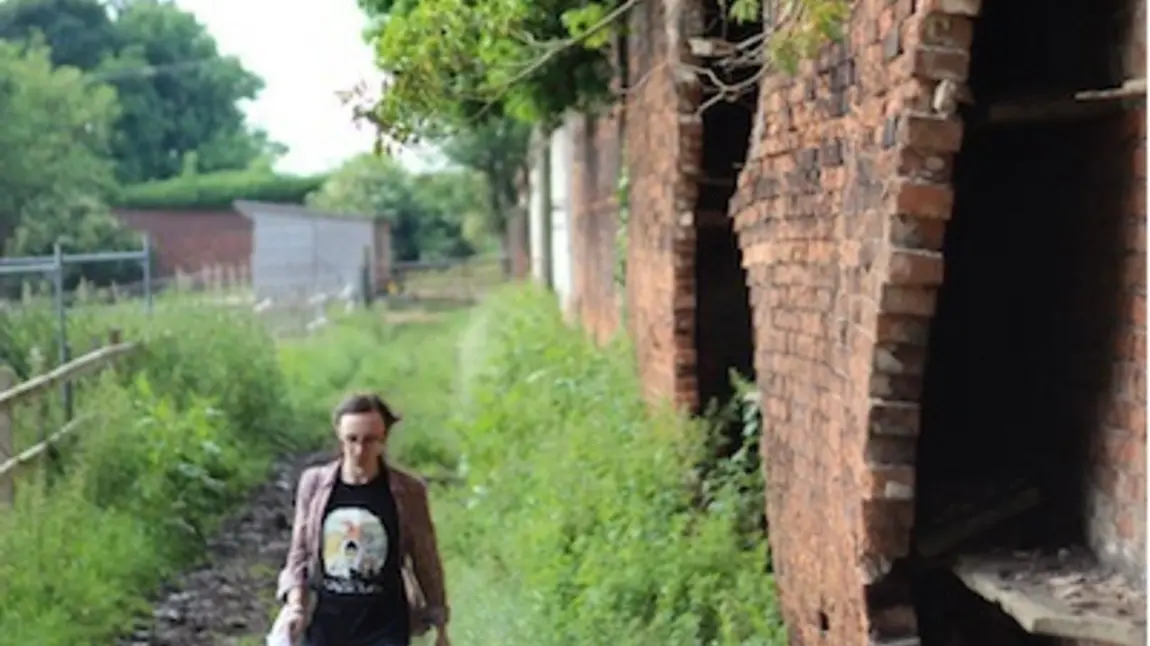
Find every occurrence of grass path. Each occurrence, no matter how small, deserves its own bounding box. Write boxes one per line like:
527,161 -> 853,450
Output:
118,306 -> 475,645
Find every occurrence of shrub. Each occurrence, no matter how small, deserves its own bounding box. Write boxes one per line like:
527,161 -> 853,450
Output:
266,288 -> 783,645
0,294 -> 300,645
277,308 -> 469,474
439,285 -> 784,646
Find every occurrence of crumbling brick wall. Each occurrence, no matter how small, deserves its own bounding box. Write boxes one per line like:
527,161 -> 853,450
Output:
1084,1 -> 1147,581
568,0 -> 1143,642
727,0 -> 1147,644
617,0 -> 704,408
569,109 -> 625,344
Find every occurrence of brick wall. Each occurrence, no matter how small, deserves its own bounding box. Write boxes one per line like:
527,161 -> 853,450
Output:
1087,106 -> 1147,583
726,1 -> 1147,645
569,109 -> 625,344
566,0 -> 1145,643
114,208 -> 252,277
618,0 -> 705,408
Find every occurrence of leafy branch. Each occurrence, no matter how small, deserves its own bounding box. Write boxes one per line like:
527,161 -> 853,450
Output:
352,0 -> 850,145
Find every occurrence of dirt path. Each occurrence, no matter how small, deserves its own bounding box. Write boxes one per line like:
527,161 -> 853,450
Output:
119,451 -> 333,646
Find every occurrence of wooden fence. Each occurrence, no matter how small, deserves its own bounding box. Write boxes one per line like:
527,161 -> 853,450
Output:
0,330 -> 138,505
386,254 -> 508,305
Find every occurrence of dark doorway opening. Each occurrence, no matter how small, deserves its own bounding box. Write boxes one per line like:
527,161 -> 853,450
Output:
911,0 -> 1142,644
693,0 -> 758,459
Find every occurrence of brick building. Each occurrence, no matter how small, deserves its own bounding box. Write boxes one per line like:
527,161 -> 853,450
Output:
559,0 -> 1147,644
114,207 -> 252,277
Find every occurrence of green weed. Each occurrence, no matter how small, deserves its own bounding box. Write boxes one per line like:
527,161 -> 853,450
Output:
282,287 -> 785,645
436,285 -> 784,646
0,295 -> 298,645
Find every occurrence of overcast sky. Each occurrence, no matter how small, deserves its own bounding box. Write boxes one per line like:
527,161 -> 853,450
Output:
174,0 -> 443,175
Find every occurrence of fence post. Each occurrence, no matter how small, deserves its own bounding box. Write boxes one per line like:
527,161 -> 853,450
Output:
52,241 -> 73,422
142,233 -> 153,315
0,364 -> 14,506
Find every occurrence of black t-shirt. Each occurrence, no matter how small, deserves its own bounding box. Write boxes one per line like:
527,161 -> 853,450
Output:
308,468 -> 410,646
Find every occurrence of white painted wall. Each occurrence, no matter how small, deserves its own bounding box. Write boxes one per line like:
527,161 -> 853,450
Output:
529,131 -> 547,285
527,118 -> 577,312
549,118 -> 574,310
241,202 -> 375,300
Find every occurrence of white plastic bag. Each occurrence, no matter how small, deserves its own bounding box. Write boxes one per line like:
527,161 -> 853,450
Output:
265,605 -> 302,646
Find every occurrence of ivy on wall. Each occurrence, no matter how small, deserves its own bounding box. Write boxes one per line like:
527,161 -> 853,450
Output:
614,149 -> 631,325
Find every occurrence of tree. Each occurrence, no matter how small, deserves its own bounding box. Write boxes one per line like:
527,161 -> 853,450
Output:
409,168 -> 496,254
353,0 -> 850,143
0,40 -> 119,242
305,155 -> 479,262
0,40 -> 140,285
0,0 -> 120,70
99,0 -> 269,182
438,117 -> 531,275
0,0 -> 277,183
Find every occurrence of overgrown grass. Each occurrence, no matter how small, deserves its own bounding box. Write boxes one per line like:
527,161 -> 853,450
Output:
443,286 -> 783,645
0,296 -> 305,645
277,306 -> 469,473
277,286 -> 785,645
0,283 -> 784,645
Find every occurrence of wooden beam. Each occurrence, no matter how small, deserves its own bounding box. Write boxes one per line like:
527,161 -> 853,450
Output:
915,485 -> 1041,557
953,550 -> 1146,646
0,366 -> 14,505
0,342 -> 138,412
979,78 -> 1147,126
0,415 -> 88,479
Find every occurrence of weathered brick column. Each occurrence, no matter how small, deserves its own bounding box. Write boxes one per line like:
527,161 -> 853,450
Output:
729,1 -> 983,643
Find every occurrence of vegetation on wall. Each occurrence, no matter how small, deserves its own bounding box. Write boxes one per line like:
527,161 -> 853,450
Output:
353,0 -> 851,145
113,170 -> 327,211
614,148 -> 631,324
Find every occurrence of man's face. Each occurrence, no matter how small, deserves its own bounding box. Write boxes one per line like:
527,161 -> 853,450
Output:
337,411 -> 387,470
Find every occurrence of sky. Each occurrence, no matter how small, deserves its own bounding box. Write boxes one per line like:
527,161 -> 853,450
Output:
174,0 -> 444,176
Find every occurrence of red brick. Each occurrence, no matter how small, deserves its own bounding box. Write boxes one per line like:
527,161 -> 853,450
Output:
888,248 -> 944,286
902,114 -> 965,152
918,0 -> 982,16
918,14 -> 975,49
889,214 -> 948,250
893,181 -> 955,218
912,46 -> 970,81
114,208 -> 251,276
868,400 -> 922,437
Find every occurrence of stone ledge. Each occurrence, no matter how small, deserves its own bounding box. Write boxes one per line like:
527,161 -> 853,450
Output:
953,548 -> 1146,646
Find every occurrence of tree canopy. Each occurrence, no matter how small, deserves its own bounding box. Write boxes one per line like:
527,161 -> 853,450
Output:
0,0 -> 276,183
0,39 -> 139,283
306,154 -> 488,262
355,0 -> 850,142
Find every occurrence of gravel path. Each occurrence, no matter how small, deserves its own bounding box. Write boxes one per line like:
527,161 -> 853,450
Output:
119,450 -> 334,646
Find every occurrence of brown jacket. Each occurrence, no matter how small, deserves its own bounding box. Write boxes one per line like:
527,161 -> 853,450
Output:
276,460 -> 450,634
